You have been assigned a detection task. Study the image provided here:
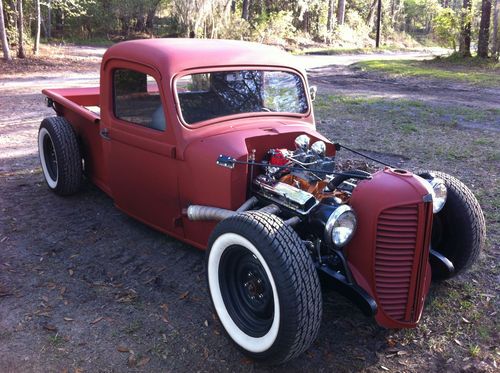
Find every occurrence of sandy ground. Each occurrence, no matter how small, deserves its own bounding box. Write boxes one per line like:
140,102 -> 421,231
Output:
0,45 -> 498,372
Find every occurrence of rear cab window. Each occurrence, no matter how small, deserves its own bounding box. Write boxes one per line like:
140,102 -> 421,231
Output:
113,69 -> 167,131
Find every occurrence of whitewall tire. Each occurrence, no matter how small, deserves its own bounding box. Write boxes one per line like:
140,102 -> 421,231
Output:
206,211 -> 322,364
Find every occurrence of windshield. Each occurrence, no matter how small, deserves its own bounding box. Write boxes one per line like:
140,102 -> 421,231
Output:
176,70 -> 308,125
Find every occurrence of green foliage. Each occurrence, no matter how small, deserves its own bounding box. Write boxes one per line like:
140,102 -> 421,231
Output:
1,0 -> 494,58
404,0 -> 441,31
433,8 -> 460,50
252,10 -> 296,44
218,17 -> 251,40
49,0 -> 95,17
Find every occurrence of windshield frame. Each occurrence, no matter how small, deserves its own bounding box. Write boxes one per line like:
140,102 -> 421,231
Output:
172,66 -> 311,128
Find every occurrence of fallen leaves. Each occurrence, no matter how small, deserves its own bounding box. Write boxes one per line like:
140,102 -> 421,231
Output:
43,324 -> 57,332
386,338 -> 397,347
34,310 -> 51,317
143,276 -> 157,285
115,289 -> 138,303
90,316 -> 104,325
117,345 -> 130,353
126,350 -> 150,368
178,291 -> 189,300
137,356 -> 150,368
63,317 -> 74,322
127,353 -> 137,367
0,286 -> 13,298
160,304 -> 169,323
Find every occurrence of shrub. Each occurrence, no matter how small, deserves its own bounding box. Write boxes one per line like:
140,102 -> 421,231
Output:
433,7 -> 460,50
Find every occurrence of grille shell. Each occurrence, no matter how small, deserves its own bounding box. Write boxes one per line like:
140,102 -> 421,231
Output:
374,203 -> 431,323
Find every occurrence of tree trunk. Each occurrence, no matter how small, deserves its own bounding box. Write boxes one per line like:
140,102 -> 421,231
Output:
478,0 -> 492,57
366,0 -> 378,27
242,0 -> 250,20
17,0 -> 25,58
34,0 -> 40,55
47,0 -> 51,39
0,0 -> 11,60
493,0 -> 499,57
459,0 -> 472,57
337,0 -> 346,25
303,10 -> 310,33
327,0 -> 335,31
376,0 -> 382,47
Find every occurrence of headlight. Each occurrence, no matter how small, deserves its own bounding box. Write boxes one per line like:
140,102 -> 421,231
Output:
325,205 -> 357,247
430,177 -> 447,213
294,135 -> 310,150
311,140 -> 326,156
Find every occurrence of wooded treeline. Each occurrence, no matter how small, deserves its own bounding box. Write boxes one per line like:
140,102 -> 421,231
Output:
1,0 -> 499,61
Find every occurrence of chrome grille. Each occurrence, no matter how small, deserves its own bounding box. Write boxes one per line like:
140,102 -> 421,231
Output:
375,204 -> 419,322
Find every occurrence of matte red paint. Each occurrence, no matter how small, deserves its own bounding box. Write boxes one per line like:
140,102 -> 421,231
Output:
346,169 -> 433,328
42,38 -> 433,329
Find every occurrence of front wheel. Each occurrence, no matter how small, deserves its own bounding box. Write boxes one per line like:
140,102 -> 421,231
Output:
206,211 -> 322,364
419,171 -> 486,280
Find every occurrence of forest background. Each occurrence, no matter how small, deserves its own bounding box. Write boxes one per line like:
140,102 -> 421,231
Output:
0,0 -> 499,61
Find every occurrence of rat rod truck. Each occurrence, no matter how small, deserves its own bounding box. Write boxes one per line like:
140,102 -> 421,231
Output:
39,39 -> 485,364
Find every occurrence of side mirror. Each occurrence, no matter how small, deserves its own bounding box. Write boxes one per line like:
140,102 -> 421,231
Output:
309,85 -> 317,102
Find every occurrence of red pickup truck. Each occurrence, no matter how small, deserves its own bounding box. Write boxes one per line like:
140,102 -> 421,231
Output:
39,39 -> 485,364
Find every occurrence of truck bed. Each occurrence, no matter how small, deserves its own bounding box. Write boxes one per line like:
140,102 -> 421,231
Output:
42,86 -> 110,195
42,86 -> 101,123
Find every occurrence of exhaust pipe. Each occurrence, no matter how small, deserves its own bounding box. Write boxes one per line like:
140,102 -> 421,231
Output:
186,205 -> 236,221
186,198 -> 281,222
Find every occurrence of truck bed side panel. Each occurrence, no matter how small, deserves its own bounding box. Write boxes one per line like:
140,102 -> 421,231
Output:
42,87 -> 111,195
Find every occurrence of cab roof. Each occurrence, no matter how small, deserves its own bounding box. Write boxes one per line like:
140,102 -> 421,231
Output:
102,38 -> 305,77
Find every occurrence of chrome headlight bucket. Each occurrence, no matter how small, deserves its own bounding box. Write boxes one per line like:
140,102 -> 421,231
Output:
429,177 -> 447,213
294,135 -> 310,150
325,205 -> 357,247
311,140 -> 326,156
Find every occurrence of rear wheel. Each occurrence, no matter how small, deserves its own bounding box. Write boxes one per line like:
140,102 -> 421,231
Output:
206,211 -> 322,364
419,171 -> 485,280
38,117 -> 82,195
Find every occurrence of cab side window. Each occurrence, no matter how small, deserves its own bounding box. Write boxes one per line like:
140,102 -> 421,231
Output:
113,69 -> 166,131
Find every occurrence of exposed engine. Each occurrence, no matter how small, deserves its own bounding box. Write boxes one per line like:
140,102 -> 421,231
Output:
253,135 -> 365,216
213,134 -> 372,249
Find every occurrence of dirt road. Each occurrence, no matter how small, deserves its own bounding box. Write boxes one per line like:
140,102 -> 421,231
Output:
1,45 -> 498,372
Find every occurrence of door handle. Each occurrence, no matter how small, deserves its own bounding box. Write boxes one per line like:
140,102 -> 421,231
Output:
100,128 -> 111,140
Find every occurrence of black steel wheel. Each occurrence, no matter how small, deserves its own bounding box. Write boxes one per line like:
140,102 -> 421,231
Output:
206,211 -> 322,365
38,117 -> 82,196
419,171 -> 486,280
219,245 -> 274,337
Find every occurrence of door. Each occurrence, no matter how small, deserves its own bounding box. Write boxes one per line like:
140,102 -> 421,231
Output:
105,64 -> 183,237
